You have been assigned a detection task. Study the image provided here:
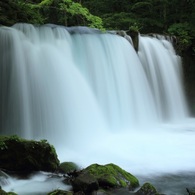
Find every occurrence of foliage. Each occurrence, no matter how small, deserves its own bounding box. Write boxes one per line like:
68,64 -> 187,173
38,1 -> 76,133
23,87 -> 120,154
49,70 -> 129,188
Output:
102,12 -> 139,30
131,1 -> 153,11
0,0 -> 44,25
82,0 -> 195,53
1,0 -> 195,52
168,23 -> 194,53
39,0 -> 54,6
58,0 -> 104,29
0,0 -> 103,29
129,22 -> 142,32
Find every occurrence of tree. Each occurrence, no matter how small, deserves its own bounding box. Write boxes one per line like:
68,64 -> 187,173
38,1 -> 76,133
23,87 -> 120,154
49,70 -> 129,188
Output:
0,0 -> 104,30
58,0 -> 104,29
0,0 -> 44,25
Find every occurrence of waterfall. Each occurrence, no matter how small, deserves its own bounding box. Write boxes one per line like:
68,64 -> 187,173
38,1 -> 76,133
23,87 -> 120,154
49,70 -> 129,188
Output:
1,23 -> 195,174
138,35 -> 188,121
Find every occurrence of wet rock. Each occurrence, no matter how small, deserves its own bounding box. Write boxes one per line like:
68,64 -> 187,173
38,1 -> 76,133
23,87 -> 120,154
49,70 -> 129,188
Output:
0,135 -> 59,173
71,163 -> 139,194
0,187 -> 17,195
59,162 -> 80,174
72,170 -> 99,193
135,182 -> 159,195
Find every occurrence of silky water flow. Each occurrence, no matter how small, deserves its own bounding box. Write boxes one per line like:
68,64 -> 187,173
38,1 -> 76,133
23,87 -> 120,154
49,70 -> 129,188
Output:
0,23 -> 195,194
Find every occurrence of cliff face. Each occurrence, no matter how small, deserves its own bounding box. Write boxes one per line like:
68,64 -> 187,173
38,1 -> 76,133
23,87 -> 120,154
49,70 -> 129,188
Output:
182,51 -> 195,115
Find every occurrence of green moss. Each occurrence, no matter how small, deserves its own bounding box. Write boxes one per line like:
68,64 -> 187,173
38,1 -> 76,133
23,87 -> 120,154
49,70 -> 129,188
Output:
98,175 -> 117,188
0,189 -> 7,195
142,182 -> 156,191
59,162 -> 79,174
0,135 -> 19,150
136,182 -> 159,195
0,135 -> 59,172
0,189 -> 17,195
85,163 -> 139,189
119,179 -> 127,187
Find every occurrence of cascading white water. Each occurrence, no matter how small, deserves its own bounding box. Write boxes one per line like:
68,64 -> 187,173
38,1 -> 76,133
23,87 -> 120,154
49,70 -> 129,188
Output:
1,23 -> 195,179
0,24 -> 159,139
138,35 -> 189,121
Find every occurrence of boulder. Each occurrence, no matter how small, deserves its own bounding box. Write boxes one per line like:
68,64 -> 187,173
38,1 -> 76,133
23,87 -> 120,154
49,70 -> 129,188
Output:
59,162 -> 79,174
135,182 -> 159,195
71,163 -> 139,193
0,187 -> 17,195
0,135 -> 59,173
71,170 -> 99,193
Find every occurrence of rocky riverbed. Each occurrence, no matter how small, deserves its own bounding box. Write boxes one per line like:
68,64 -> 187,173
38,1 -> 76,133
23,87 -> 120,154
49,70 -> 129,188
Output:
0,135 -> 195,195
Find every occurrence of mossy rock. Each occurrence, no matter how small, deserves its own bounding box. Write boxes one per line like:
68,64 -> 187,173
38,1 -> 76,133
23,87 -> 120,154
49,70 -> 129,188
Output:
71,163 -> 139,193
0,188 -> 17,195
0,189 -> 8,195
47,189 -> 73,195
71,170 -> 99,193
0,135 -> 59,172
59,162 -> 79,174
135,182 -> 159,195
85,163 -> 139,189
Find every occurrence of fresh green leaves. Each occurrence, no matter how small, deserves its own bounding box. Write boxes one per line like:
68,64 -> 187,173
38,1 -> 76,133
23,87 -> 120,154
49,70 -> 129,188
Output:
168,23 -> 194,53
0,0 -> 104,29
59,0 -> 104,29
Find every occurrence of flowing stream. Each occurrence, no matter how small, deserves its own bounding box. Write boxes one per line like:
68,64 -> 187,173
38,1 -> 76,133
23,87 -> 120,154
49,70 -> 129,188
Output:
0,23 -> 195,194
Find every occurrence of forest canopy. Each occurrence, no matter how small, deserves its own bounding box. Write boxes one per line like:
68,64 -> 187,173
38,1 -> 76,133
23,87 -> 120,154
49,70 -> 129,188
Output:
82,0 -> 195,54
0,0 -> 195,53
0,0 -> 104,29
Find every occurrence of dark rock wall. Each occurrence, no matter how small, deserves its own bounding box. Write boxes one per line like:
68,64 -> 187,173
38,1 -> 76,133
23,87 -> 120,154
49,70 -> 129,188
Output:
182,52 -> 195,115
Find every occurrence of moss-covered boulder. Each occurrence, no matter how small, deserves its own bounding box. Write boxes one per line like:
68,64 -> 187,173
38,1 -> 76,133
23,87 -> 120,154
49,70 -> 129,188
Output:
0,135 -> 59,172
0,188 -> 17,195
7,192 -> 17,195
86,163 -> 139,189
71,163 -> 139,193
47,189 -> 73,195
59,162 -> 79,174
71,170 -> 99,193
135,183 -> 159,195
